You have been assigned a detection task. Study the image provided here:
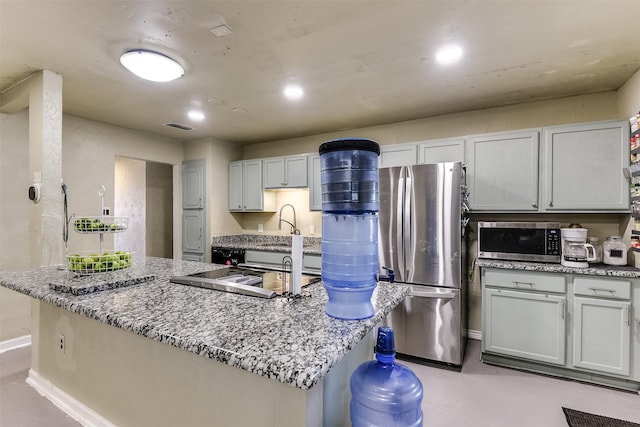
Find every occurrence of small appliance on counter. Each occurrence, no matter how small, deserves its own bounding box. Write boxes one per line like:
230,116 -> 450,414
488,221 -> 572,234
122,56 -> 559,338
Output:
560,226 -> 596,268
603,236 -> 628,266
477,221 -> 561,263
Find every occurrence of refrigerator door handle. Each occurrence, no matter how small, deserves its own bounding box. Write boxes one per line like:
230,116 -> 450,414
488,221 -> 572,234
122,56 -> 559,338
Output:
403,170 -> 413,279
410,288 -> 457,299
396,175 -> 406,278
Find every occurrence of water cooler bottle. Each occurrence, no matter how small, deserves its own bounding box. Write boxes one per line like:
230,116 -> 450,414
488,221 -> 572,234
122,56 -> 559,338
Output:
350,326 -> 424,426
319,138 -> 380,320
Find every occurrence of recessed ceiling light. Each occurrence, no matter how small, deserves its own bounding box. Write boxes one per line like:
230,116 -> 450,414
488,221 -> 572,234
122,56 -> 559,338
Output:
283,85 -> 304,100
435,44 -> 463,65
188,110 -> 205,121
120,49 -> 184,82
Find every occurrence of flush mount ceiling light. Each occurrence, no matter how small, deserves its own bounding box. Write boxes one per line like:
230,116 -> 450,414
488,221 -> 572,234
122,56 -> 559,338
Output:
435,44 -> 463,65
188,110 -> 205,121
283,84 -> 304,100
120,49 -> 184,82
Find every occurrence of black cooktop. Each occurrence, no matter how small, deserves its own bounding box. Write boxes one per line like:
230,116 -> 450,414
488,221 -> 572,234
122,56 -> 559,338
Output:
187,267 -> 320,295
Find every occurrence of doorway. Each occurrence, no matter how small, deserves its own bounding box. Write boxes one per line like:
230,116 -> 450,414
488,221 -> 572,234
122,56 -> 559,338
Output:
114,157 -> 173,259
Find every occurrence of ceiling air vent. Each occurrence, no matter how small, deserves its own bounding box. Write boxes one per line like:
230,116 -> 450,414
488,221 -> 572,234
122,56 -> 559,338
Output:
164,123 -> 192,131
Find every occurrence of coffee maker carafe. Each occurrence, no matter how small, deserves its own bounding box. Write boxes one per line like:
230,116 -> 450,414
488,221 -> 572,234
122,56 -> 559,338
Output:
561,227 -> 596,268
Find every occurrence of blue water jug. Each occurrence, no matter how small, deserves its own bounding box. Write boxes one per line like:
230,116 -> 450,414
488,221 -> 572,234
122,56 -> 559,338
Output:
319,138 -> 380,320
350,326 -> 423,427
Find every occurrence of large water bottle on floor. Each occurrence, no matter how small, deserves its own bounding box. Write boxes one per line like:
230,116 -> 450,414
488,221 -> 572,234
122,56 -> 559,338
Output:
350,326 -> 423,427
319,138 -> 380,320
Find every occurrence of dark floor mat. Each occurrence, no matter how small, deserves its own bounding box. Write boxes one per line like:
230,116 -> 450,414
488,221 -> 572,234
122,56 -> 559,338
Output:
563,407 -> 640,427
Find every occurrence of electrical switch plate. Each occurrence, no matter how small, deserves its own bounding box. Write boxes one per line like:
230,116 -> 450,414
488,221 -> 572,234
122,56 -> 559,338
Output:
310,225 -> 315,235
258,224 -> 263,233
59,334 -> 65,353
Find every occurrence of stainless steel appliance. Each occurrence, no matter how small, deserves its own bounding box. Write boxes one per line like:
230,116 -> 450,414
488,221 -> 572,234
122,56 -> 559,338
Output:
379,162 -> 467,367
477,221 -> 561,263
170,266 -> 320,298
211,247 -> 246,265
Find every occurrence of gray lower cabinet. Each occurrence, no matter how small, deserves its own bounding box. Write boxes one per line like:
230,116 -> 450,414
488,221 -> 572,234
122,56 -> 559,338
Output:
572,276 -> 632,376
482,269 -> 566,365
246,250 -> 321,274
482,267 -> 639,390
484,288 -> 566,365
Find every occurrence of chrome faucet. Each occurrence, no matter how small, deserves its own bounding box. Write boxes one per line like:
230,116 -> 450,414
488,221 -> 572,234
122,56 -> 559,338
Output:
278,204 -> 299,234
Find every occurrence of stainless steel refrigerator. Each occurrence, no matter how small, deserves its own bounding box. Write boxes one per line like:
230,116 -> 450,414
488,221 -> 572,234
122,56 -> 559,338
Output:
379,161 -> 467,368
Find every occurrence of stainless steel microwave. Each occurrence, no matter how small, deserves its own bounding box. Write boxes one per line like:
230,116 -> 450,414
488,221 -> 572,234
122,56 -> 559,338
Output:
477,222 -> 562,263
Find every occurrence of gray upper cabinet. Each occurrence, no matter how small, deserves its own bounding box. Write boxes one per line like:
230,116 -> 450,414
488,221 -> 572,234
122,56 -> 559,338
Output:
542,120 -> 630,211
229,160 -> 276,212
417,137 -> 465,164
182,159 -> 205,209
308,153 -> 322,211
466,129 -> 540,211
263,155 -> 308,189
379,143 -> 417,167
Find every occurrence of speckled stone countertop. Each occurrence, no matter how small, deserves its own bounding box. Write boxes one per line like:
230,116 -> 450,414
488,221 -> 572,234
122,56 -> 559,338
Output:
476,259 -> 640,278
0,257 -> 409,390
212,234 -> 322,255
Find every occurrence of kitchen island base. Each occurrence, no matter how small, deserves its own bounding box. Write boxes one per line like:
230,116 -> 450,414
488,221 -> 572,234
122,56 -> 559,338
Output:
29,300 -> 372,427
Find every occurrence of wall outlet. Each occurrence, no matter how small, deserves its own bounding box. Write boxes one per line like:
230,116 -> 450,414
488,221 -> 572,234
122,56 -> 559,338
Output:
102,207 -> 110,215
258,224 -> 263,233
310,225 -> 315,235
59,334 -> 65,353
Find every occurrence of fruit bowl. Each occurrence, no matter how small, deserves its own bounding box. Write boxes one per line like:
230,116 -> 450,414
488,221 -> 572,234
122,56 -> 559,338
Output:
67,251 -> 133,274
73,216 -> 128,233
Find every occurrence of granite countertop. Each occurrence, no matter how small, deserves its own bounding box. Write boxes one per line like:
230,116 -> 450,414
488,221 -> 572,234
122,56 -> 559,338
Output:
476,258 -> 640,278
212,234 -> 322,255
0,257 -> 409,390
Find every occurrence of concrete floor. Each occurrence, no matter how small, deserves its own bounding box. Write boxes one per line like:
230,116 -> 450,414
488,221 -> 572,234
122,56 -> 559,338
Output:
1,340 -> 639,426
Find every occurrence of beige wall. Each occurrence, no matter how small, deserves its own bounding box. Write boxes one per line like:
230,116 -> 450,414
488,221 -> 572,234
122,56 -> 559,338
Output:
0,110 -> 183,342
619,69 -> 640,118
0,109 -> 31,341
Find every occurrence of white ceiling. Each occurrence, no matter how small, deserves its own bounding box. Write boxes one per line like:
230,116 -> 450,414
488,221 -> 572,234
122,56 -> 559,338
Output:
2,1 -> 640,144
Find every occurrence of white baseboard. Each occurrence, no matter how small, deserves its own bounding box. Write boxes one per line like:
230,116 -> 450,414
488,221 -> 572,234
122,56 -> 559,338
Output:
27,369 -> 116,427
0,334 -> 31,354
466,329 -> 482,341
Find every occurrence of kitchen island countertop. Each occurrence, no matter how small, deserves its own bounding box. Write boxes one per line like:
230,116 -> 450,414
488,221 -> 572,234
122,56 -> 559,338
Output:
0,257 -> 409,391
476,259 -> 640,278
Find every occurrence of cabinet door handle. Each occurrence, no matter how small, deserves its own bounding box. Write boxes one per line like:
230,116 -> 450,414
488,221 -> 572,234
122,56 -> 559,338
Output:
513,281 -> 534,288
548,201 -> 553,207
588,287 -> 615,295
560,299 -> 565,320
624,306 -> 630,326
531,202 -> 537,208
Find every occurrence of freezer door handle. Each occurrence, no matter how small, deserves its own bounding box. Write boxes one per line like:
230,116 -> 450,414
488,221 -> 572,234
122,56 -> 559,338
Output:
409,288 -> 457,299
397,176 -> 406,278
